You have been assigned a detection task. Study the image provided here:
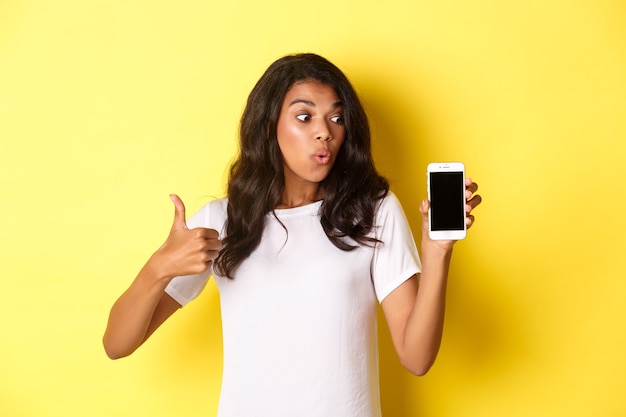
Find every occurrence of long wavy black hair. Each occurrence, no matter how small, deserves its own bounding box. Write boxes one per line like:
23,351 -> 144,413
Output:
214,53 -> 389,279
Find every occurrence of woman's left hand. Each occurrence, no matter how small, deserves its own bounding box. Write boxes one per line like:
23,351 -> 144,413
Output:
419,178 -> 482,249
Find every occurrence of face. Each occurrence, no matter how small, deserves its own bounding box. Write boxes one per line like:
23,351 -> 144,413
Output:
276,80 -> 345,191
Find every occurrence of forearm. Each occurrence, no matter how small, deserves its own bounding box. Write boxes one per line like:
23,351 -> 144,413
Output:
102,259 -> 173,359
103,194 -> 220,359
390,187 -> 480,375
401,242 -> 452,375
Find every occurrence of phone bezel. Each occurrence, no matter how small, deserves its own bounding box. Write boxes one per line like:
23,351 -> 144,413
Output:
427,162 -> 467,240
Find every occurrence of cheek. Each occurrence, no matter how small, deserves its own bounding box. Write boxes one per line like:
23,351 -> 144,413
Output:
276,131 -> 304,163
277,120 -> 303,144
333,129 -> 346,150
332,123 -> 346,140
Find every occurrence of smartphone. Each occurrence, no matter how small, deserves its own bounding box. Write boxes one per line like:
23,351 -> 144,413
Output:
427,162 -> 467,240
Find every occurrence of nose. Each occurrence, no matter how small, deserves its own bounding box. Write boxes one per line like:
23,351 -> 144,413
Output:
315,120 -> 332,142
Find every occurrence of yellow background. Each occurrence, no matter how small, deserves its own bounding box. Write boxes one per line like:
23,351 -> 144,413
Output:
1,0 -> 625,416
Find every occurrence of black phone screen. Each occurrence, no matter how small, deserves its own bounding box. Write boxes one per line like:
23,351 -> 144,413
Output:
430,171 -> 465,231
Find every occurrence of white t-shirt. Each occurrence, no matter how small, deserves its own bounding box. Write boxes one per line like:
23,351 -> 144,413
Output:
165,192 -> 421,417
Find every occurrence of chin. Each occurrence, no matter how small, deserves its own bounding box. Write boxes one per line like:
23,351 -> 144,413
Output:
309,171 -> 332,184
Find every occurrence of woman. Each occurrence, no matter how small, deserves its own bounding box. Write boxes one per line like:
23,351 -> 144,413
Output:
103,53 -> 481,417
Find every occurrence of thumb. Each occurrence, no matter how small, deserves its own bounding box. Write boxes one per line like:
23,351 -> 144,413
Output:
419,199 -> 430,215
169,194 -> 188,230
419,199 -> 430,229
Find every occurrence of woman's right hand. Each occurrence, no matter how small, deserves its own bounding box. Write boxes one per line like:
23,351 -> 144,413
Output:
103,194 -> 220,359
150,194 -> 222,280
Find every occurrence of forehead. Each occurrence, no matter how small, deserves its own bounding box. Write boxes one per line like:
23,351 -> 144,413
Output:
282,80 -> 341,105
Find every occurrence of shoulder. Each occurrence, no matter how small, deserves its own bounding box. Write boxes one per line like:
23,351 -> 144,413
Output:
193,197 -> 228,217
373,191 -> 414,234
381,190 -> 401,205
207,197 -> 228,213
376,191 -> 405,217
186,197 -> 228,231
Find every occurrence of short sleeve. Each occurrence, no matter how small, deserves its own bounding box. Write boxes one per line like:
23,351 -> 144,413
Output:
164,198 -> 227,306
371,192 -> 422,302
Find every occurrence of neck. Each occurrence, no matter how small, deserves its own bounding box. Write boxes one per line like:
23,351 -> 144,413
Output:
277,184 -> 324,209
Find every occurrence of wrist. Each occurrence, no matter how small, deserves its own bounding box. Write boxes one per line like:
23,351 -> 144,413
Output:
419,240 -> 453,284
142,252 -> 176,285
421,238 -> 454,258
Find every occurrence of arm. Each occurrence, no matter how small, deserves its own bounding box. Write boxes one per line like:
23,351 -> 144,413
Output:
102,194 -> 221,359
102,261 -> 181,360
381,179 -> 481,375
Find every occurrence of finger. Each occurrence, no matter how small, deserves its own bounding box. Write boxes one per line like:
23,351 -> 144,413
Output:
202,237 -> 223,253
169,194 -> 188,230
206,250 -> 220,263
200,228 -> 220,239
466,194 -> 483,212
192,227 -> 221,242
465,179 -> 478,195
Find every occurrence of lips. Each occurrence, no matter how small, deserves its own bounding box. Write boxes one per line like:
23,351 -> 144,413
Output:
314,149 -> 331,164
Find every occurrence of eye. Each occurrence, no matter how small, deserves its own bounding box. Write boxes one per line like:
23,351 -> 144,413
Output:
330,115 -> 344,124
296,114 -> 311,122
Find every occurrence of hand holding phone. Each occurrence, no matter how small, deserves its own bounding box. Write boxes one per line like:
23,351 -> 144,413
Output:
427,162 -> 467,240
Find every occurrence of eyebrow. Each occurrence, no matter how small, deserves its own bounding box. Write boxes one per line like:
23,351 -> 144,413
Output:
288,99 -> 343,108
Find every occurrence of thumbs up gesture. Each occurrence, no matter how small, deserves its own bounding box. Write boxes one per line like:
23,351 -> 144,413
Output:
151,194 -> 222,280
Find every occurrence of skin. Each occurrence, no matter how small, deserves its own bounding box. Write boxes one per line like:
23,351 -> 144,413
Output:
275,81 -> 346,208
102,194 -> 220,359
102,80 -> 482,377
381,180 -> 480,375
